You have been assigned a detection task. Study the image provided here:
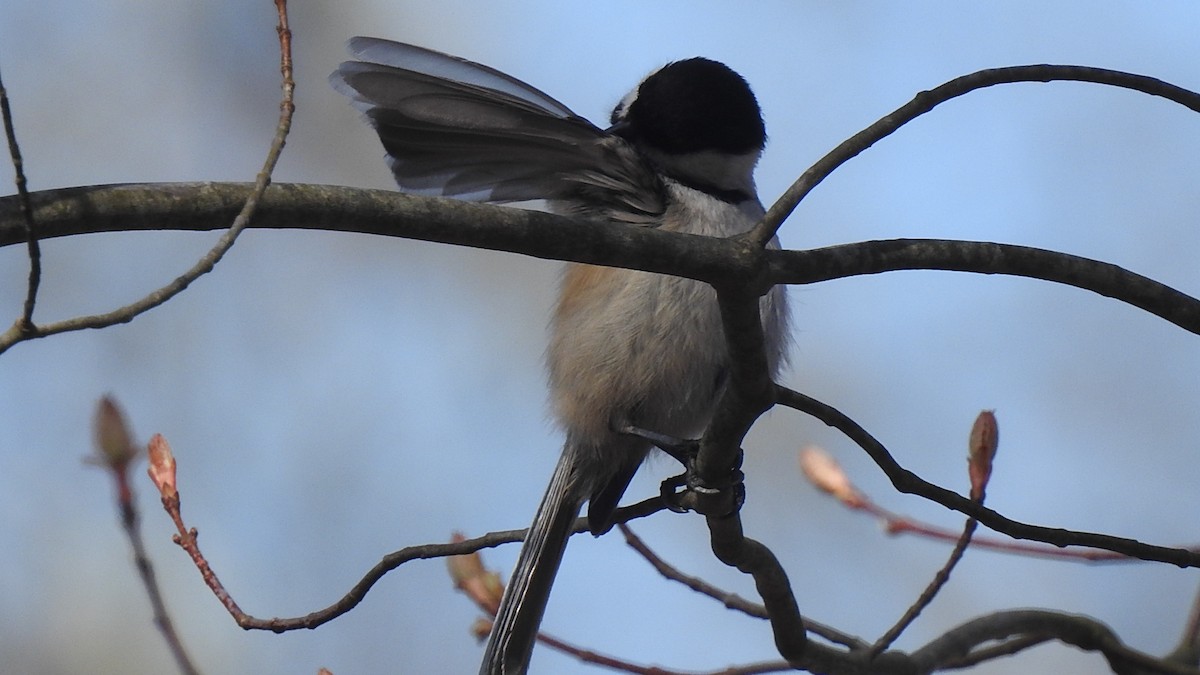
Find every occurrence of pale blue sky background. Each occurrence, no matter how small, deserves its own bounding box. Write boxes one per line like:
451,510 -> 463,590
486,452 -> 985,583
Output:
2,2 -> 1200,674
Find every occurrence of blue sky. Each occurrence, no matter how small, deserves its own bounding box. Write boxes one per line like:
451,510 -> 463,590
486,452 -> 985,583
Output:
2,2 -> 1200,673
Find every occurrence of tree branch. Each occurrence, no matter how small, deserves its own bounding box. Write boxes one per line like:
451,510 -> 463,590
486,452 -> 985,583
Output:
0,0 -> 297,355
754,64 -> 1200,244
0,65 -> 40,332
208,496 -> 664,633
771,240 -> 1200,335
4,184 -> 1197,339
775,385 -> 1200,567
912,610 -> 1200,674
0,182 -> 742,280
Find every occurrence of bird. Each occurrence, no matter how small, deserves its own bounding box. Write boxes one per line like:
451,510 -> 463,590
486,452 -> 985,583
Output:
331,38 -> 789,674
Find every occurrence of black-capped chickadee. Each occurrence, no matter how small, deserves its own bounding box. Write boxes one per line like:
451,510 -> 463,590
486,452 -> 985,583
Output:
331,38 -> 789,675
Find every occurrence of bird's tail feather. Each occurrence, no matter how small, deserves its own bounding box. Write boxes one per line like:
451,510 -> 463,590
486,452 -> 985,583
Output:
480,446 -> 583,675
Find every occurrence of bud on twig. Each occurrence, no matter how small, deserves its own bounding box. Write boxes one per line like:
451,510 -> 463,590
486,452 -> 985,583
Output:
446,532 -> 504,615
968,410 -> 999,501
800,445 -> 864,507
147,433 -> 179,501
470,617 -> 494,642
92,395 -> 138,472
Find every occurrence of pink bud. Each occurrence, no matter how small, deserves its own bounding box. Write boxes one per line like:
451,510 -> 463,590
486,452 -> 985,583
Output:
446,532 -> 504,614
93,395 -> 137,471
968,410 -> 999,501
470,617 -> 493,642
146,433 -> 178,500
800,445 -> 862,506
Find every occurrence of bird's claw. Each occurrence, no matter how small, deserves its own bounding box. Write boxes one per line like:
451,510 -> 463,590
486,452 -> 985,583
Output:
659,458 -> 746,518
618,423 -> 746,518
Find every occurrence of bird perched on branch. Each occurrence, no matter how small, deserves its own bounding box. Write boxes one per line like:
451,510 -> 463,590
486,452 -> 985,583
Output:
332,38 -> 788,674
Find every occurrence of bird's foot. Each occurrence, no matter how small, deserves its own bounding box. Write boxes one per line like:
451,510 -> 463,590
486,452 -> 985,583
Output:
617,423 -> 745,518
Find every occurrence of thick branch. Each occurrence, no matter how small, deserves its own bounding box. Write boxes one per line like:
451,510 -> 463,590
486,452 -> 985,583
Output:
0,182 -> 742,282
913,610 -> 1200,674
772,240 -> 1200,334
4,184 -> 1197,340
705,512 -> 808,666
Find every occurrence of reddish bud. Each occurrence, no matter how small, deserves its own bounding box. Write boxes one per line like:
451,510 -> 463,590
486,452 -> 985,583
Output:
447,532 -> 504,615
968,410 -> 999,501
92,395 -> 137,472
147,433 -> 179,501
470,617 -> 494,642
800,445 -> 863,507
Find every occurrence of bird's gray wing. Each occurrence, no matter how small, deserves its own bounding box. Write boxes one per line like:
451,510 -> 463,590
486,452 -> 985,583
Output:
331,38 -> 664,222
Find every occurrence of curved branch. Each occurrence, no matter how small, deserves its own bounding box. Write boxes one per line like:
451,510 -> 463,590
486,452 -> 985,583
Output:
754,64 -> 1200,243
913,610 -> 1200,674
0,31 -> 296,352
771,239 -> 1200,335
775,385 -> 1200,568
229,496 -> 665,632
706,512 -> 808,665
619,523 -> 869,651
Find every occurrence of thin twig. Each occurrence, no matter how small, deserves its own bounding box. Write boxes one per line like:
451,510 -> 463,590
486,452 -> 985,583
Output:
518,625 -> 794,675
92,398 -> 199,675
148,434 -> 246,625
856,494 -> 1175,563
120,475 -> 201,675
803,447 -> 1177,563
0,0 -> 295,356
871,518 -> 978,657
162,491 -> 663,632
937,634 -> 1052,670
775,385 -> 1200,567
453,537 -> 796,675
149,0 -> 298,638
0,66 -> 40,332
619,523 -> 868,650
